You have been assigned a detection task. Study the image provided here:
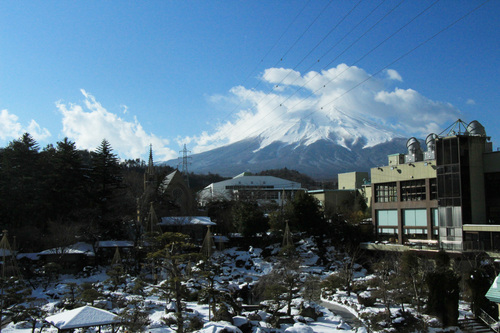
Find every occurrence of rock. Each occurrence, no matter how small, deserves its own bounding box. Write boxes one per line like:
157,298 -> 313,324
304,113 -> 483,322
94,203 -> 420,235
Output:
247,311 -> 262,321
298,306 -> 320,320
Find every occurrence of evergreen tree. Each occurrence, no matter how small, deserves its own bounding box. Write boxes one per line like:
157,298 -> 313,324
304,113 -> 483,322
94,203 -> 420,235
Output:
91,139 -> 122,210
90,139 -> 125,238
0,133 -> 43,232
11,297 -> 48,333
425,251 -> 460,327
78,282 -> 102,306
49,138 -> 89,218
286,191 -> 326,235
400,251 -> 430,315
148,232 -> 202,333
232,201 -> 268,237
119,299 -> 151,332
206,199 -> 235,235
465,268 -> 493,317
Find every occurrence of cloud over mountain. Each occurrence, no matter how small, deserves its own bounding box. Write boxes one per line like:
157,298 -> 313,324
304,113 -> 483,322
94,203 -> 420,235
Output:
189,64 -> 461,153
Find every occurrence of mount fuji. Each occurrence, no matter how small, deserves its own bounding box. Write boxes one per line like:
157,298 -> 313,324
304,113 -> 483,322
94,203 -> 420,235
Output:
164,108 -> 409,180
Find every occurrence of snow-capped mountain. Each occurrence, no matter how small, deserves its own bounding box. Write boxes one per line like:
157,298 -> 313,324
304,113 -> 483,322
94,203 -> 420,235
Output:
253,107 -> 397,152
164,109 -> 408,179
158,64 -> 459,179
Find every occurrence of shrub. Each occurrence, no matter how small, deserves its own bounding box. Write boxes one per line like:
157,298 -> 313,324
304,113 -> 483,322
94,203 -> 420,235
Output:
321,273 -> 343,292
357,292 -> 376,307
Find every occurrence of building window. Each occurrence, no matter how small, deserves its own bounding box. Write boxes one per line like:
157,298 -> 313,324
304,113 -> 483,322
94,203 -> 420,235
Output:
431,208 -> 439,227
378,228 -> 398,235
401,179 -> 426,201
436,137 -> 462,207
377,210 -> 398,226
430,178 -> 437,200
403,209 -> 427,227
375,182 -> 397,203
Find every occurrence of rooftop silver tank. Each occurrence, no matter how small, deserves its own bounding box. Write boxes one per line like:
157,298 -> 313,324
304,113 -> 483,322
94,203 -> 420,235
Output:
424,133 -> 438,160
467,120 -> 486,136
405,137 -> 423,163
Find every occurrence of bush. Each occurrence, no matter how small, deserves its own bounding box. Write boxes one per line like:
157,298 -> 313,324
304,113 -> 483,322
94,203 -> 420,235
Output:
186,315 -> 204,332
321,273 -> 343,292
357,292 -> 376,307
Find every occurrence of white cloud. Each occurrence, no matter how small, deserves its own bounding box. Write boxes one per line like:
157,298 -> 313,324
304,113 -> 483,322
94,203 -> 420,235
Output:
0,109 -> 51,142
386,69 -> 403,82
188,63 -> 461,152
466,99 -> 476,105
57,90 -> 177,161
0,109 -> 22,140
27,120 -> 51,141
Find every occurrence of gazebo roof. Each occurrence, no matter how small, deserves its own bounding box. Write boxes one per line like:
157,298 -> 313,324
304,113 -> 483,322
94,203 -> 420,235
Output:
45,305 -> 119,329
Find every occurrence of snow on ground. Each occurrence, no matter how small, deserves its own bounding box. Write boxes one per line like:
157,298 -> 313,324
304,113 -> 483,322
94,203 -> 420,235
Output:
2,237 -> 471,332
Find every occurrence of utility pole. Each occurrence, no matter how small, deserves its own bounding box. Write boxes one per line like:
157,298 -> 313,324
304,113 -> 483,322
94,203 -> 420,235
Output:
179,144 -> 191,188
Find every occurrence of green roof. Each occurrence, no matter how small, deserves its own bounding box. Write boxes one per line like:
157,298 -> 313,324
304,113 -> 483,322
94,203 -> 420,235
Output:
486,274 -> 500,303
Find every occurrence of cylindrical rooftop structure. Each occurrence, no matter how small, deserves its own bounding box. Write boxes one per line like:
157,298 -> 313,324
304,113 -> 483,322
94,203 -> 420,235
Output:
467,120 -> 486,137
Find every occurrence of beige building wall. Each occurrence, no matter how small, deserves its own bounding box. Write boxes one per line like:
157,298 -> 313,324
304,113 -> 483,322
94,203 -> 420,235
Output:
362,184 -> 372,209
309,190 -> 358,213
338,171 -> 369,190
371,160 -> 436,184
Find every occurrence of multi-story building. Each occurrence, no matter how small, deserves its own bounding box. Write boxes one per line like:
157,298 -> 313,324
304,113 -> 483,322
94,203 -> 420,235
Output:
370,120 -> 500,252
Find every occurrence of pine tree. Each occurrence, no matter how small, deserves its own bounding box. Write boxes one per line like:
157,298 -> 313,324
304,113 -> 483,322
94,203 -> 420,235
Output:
91,139 -> 124,238
11,296 -> 47,333
0,133 -> 43,231
148,232 -> 202,333
232,201 -> 268,237
425,251 -> 460,327
119,299 -> 151,332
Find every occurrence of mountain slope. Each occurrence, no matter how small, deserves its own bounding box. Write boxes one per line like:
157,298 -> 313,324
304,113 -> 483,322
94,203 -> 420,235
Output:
163,108 -> 411,179
164,136 -> 408,179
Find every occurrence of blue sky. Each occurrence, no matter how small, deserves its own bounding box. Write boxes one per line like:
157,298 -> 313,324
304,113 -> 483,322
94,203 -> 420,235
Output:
1,0 -> 499,161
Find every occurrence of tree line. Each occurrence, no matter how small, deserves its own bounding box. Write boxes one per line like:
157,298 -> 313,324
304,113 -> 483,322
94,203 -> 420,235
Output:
0,133 -> 136,251
0,133 -> 331,253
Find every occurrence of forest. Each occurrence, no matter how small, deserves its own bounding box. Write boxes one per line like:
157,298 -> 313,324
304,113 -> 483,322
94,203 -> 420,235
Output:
0,133 -> 228,252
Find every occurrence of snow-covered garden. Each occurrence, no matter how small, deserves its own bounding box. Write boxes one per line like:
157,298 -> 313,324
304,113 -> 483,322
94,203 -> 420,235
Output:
2,235 -> 478,333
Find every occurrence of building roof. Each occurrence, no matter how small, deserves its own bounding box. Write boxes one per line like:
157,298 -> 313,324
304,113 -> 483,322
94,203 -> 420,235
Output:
206,174 -> 301,189
95,240 -> 134,248
45,305 -> 119,329
159,216 -> 216,226
39,242 -> 95,256
486,274 -> 500,303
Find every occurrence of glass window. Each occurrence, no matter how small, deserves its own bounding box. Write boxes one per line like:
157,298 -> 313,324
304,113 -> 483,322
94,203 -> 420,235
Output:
432,208 -> 439,226
404,209 -> 427,227
375,182 -> 397,203
401,179 -> 426,201
377,210 -> 398,226
430,179 -> 437,200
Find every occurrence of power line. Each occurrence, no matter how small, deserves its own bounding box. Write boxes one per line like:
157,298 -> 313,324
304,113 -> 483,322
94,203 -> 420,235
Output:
214,0 -> 317,126
318,0 -> 492,112
250,0 -> 392,120
213,0 -> 396,143
206,0 -> 491,156
213,0 -> 415,143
